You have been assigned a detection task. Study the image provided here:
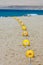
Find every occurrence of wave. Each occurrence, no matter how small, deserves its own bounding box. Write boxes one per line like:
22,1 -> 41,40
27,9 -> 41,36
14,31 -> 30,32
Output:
27,14 -> 38,16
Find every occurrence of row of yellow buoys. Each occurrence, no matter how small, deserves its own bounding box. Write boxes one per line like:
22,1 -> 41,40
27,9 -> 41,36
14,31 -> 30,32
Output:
14,17 -> 35,64
14,17 -> 28,37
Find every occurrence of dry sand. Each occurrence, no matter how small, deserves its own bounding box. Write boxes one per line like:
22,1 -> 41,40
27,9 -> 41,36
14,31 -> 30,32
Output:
0,0 -> 43,6
0,16 -> 43,65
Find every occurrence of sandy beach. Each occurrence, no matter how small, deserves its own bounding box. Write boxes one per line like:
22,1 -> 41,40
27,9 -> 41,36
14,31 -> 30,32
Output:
0,16 -> 43,65
0,0 -> 43,6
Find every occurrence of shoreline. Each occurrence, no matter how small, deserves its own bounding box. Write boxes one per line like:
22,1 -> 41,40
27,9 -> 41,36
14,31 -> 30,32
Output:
0,6 -> 43,10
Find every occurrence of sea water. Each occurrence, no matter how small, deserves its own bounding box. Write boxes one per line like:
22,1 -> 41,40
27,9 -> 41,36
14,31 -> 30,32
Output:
0,9 -> 43,16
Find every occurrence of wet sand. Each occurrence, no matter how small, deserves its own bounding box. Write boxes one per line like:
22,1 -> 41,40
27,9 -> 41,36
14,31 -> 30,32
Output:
0,16 -> 43,65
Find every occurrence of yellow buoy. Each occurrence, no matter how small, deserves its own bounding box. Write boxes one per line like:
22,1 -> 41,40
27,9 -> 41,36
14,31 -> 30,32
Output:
22,31 -> 28,36
20,22 -> 24,26
25,50 -> 35,58
22,39 -> 30,47
22,25 -> 27,30
15,18 -> 20,21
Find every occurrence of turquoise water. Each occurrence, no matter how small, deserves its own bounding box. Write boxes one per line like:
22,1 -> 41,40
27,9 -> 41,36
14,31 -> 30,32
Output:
0,10 -> 43,16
